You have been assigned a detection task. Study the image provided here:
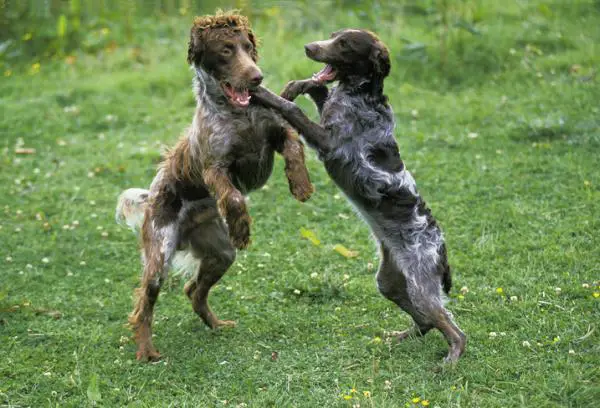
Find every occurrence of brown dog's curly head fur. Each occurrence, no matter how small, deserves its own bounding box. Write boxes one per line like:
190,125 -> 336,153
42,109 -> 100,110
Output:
187,11 -> 258,65
187,11 -> 263,108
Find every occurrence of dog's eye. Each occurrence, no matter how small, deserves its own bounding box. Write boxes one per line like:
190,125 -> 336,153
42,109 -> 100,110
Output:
221,46 -> 234,57
243,42 -> 253,52
338,38 -> 348,48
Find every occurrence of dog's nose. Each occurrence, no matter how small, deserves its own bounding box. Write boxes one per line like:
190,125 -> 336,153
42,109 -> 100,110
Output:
304,43 -> 320,57
249,71 -> 263,87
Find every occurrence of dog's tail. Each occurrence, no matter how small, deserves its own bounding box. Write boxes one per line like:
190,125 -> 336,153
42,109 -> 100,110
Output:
442,265 -> 452,294
439,243 -> 452,294
115,188 -> 149,233
116,188 -> 201,279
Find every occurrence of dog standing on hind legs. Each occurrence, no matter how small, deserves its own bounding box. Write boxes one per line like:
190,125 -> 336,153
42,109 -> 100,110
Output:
252,29 -> 466,362
116,12 -> 313,362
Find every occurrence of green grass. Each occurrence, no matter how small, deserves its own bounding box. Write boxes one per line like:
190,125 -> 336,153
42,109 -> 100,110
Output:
1,1 -> 599,407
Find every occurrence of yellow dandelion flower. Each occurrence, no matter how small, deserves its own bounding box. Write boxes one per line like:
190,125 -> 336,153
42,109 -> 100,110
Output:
412,397 -> 421,403
593,292 -> 599,298
363,391 -> 371,398
101,27 -> 110,35
583,180 -> 591,187
343,395 -> 352,400
350,388 -> 357,394
30,62 -> 40,75
22,32 -> 32,41
457,294 -> 465,300
372,336 -> 382,344
421,401 -> 430,407
496,287 -> 504,294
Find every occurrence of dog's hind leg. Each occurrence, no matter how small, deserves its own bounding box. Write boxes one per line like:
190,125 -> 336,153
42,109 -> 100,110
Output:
187,214 -> 237,329
426,255 -> 466,363
431,307 -> 466,363
129,214 -> 177,362
377,243 -> 466,362
376,243 -> 433,338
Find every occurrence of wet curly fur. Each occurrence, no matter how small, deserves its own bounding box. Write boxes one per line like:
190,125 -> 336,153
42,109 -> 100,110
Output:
116,11 -> 313,362
252,29 -> 466,362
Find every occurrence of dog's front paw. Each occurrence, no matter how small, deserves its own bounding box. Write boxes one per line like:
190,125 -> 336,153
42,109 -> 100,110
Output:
221,193 -> 251,250
281,80 -> 309,101
228,213 -> 252,250
291,180 -> 314,202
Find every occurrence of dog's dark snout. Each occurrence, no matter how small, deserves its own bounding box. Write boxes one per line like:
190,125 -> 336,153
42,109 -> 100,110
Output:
249,71 -> 263,87
304,43 -> 319,57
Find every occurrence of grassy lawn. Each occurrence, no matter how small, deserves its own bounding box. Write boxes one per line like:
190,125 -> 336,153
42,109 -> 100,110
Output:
1,1 -> 599,406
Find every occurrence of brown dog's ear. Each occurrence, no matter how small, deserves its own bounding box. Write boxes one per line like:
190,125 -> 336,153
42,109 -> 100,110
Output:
370,42 -> 391,79
247,29 -> 259,61
187,27 -> 204,65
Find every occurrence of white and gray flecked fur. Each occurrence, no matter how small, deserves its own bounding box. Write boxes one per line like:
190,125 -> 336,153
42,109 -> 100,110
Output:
253,44 -> 466,361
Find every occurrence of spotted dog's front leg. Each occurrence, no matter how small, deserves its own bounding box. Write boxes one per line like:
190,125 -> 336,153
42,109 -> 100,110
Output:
203,166 -> 251,250
281,79 -> 328,114
252,86 -> 331,155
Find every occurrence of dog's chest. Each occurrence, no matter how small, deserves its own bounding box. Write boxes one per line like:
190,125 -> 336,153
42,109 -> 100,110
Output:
320,91 -> 379,142
321,93 -> 356,132
228,114 -> 276,193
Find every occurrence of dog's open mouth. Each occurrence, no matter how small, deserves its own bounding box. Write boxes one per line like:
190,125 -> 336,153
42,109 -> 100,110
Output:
312,64 -> 337,83
221,82 -> 251,108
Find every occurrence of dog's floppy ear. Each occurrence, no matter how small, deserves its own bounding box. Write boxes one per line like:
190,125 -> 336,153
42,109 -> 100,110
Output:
247,29 -> 259,61
187,27 -> 204,65
370,41 -> 391,79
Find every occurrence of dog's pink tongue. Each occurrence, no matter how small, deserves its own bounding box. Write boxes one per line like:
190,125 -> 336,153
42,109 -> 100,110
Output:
223,84 -> 250,107
313,64 -> 336,83
233,89 -> 250,106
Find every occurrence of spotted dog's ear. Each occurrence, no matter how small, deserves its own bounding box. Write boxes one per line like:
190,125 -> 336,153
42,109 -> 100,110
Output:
187,26 -> 204,65
247,29 -> 259,62
370,41 -> 391,79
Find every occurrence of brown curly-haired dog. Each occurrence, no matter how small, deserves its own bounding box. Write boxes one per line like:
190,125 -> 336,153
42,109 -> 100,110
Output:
116,11 -> 313,362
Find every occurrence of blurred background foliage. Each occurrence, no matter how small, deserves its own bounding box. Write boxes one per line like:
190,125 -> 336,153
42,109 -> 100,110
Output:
1,0 -> 598,89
